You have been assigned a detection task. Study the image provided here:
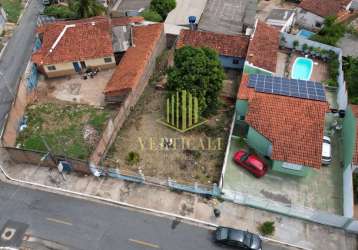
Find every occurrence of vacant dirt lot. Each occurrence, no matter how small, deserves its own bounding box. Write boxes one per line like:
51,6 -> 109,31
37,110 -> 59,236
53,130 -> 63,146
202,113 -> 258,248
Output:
104,83 -> 234,185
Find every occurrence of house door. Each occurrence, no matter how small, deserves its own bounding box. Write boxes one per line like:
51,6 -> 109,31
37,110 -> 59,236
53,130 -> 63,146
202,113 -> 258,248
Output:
73,62 -> 81,72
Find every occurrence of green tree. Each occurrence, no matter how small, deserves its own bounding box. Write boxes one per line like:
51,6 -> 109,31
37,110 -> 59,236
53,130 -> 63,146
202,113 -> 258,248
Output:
150,0 -> 176,20
343,56 -> 358,103
311,16 -> 346,46
140,9 -> 163,22
167,46 -> 225,116
44,5 -> 76,19
70,0 -> 105,19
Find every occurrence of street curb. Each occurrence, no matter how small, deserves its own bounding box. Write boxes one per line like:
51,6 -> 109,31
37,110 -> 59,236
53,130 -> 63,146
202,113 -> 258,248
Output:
0,42 -> 8,61
0,164 -> 311,250
16,0 -> 32,26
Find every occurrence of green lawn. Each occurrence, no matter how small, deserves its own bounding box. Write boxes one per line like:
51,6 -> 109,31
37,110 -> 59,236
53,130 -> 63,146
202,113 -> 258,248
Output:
1,0 -> 23,23
17,103 -> 112,160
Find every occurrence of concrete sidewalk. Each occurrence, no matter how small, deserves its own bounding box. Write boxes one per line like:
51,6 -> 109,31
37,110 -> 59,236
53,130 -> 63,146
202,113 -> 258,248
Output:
0,150 -> 356,250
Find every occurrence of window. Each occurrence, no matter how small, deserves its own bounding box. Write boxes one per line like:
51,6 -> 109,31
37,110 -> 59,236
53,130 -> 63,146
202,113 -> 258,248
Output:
315,22 -> 322,28
233,59 -> 240,65
47,65 -> 56,71
104,57 -> 112,63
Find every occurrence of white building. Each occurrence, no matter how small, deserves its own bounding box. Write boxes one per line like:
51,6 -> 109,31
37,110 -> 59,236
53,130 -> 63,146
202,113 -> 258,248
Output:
265,9 -> 296,33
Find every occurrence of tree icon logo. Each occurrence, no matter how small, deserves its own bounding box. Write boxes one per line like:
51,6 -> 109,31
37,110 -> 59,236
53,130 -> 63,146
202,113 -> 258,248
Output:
158,90 -> 206,132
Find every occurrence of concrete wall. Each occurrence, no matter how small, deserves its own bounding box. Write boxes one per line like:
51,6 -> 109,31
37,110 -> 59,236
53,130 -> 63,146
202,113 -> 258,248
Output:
247,127 -> 272,156
43,56 -> 116,78
90,32 -> 167,165
266,13 -> 296,33
296,7 -> 324,31
219,56 -> 245,69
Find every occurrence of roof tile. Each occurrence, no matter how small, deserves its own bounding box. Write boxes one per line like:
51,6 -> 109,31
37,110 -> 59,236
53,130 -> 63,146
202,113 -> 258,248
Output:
299,0 -> 351,17
351,105 -> 358,165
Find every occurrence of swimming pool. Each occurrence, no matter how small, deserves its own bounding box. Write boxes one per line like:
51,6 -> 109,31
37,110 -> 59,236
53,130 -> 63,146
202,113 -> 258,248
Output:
291,57 -> 313,81
297,29 -> 315,39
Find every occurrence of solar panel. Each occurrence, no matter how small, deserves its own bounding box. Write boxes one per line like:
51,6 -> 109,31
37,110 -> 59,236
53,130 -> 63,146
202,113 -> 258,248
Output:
248,74 -> 326,102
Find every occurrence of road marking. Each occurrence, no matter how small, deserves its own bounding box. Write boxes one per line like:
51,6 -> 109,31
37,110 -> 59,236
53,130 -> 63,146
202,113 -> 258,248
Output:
128,238 -> 160,249
46,217 -> 73,226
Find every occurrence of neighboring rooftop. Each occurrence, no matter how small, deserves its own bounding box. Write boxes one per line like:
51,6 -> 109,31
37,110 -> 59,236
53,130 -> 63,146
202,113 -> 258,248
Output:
164,0 -> 207,35
246,21 -> 280,73
198,0 -> 257,35
111,16 -> 144,26
351,105 -> 358,165
176,29 -> 250,58
116,0 -> 151,12
299,0 -> 351,17
239,74 -> 328,168
104,23 -> 163,96
266,9 -> 295,22
32,16 -> 113,65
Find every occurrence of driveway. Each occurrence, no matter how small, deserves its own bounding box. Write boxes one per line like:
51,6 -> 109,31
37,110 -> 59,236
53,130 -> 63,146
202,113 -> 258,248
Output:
0,0 -> 43,131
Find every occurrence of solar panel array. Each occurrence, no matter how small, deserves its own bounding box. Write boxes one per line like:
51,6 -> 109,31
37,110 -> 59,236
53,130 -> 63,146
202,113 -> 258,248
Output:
248,74 -> 326,101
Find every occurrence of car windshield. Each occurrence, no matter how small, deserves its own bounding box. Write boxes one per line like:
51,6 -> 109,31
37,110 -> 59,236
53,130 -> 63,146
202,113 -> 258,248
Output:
240,153 -> 249,162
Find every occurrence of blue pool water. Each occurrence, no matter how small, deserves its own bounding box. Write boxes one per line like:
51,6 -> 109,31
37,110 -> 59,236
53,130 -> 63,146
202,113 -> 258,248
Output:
297,29 -> 315,39
291,57 -> 313,80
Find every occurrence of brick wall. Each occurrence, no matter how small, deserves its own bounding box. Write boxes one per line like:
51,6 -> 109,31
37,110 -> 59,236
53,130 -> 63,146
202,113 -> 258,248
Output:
90,31 -> 167,165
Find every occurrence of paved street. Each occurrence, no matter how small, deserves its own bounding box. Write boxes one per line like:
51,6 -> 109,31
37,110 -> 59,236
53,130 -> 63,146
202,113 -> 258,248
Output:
0,182 -> 294,250
0,0 -> 43,130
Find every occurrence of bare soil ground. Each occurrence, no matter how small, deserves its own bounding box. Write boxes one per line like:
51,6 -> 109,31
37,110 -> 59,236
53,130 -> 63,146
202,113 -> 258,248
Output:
104,83 -> 234,185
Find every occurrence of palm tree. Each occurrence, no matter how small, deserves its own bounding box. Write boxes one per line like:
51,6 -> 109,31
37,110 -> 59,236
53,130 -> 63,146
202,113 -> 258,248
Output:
70,0 -> 105,19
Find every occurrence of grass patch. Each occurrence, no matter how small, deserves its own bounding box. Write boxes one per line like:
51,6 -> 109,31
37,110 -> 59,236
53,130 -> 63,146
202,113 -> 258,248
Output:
17,103 -> 111,160
1,0 -> 22,23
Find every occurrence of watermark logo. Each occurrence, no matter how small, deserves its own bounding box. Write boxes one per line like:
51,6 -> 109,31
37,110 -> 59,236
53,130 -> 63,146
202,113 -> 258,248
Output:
158,90 -> 206,132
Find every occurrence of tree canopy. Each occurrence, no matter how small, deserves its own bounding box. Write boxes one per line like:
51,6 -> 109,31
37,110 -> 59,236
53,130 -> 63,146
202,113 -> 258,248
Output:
44,0 -> 105,19
311,16 -> 346,46
149,0 -> 176,20
167,46 -> 225,116
343,56 -> 358,104
140,9 -> 163,22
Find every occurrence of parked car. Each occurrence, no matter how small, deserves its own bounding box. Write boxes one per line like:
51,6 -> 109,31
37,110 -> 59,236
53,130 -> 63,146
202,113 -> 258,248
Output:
233,150 -> 268,178
322,136 -> 332,165
214,227 -> 262,250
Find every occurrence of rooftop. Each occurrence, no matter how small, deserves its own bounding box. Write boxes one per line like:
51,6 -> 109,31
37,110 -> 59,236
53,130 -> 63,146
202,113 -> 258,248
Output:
198,0 -> 257,35
246,21 -> 280,73
239,74 -> 329,168
266,8 -> 295,21
299,0 -> 351,17
32,16 -> 113,65
104,23 -> 163,96
176,29 -> 250,58
111,16 -> 144,26
351,105 -> 358,165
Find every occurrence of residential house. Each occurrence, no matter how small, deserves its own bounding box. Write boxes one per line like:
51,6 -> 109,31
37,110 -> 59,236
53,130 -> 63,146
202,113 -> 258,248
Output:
245,21 -> 280,74
198,0 -> 257,35
32,17 -> 116,78
0,7 -> 7,35
297,0 -> 352,30
104,23 -> 165,104
176,29 -> 249,69
236,74 -> 329,176
265,8 -> 296,33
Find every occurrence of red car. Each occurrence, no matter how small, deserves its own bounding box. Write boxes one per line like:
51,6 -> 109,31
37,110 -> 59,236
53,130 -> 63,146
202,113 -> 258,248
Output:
233,150 -> 268,178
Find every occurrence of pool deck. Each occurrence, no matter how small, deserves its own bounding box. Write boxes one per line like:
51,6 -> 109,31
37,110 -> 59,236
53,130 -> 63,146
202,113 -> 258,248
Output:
288,53 -> 329,83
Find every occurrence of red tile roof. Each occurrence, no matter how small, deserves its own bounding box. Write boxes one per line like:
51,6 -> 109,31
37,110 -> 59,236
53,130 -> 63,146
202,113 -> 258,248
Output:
237,74 -> 255,100
246,92 -> 328,168
299,0 -> 351,17
176,29 -> 250,58
32,16 -> 113,65
104,23 -> 164,95
111,16 -> 144,26
246,21 -> 280,73
351,105 -> 358,165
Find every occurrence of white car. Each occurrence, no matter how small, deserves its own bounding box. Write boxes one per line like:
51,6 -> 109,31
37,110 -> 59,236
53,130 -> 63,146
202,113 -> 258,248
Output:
322,136 -> 332,165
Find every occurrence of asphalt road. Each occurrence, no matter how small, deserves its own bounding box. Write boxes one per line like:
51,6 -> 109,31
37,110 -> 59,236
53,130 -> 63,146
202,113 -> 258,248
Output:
0,182 -> 296,250
0,0 -> 43,130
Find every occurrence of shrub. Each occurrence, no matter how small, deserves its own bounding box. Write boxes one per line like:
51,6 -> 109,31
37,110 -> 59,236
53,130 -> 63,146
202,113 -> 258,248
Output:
140,9 -> 163,22
43,5 -> 76,19
258,221 -> 275,236
150,0 -> 176,19
311,16 -> 346,46
126,151 -> 140,165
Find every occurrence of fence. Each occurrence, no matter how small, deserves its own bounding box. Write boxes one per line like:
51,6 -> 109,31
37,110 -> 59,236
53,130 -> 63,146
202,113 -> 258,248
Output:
223,189 -> 358,234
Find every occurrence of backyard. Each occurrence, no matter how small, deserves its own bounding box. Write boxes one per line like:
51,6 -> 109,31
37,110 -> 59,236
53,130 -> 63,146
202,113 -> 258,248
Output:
104,82 -> 234,185
16,102 -> 113,160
